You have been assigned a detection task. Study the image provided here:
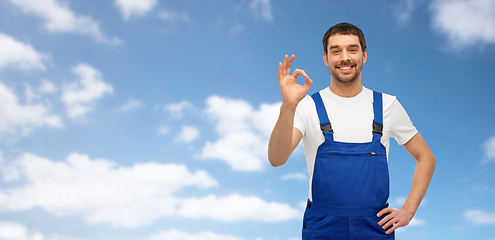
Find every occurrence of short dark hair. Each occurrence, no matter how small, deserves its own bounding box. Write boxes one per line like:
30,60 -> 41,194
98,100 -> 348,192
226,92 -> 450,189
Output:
322,22 -> 366,54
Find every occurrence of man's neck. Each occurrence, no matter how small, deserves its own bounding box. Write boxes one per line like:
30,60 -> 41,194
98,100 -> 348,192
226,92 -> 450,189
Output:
329,78 -> 363,98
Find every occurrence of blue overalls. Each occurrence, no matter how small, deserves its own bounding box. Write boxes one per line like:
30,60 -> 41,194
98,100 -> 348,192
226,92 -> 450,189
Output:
302,91 -> 394,240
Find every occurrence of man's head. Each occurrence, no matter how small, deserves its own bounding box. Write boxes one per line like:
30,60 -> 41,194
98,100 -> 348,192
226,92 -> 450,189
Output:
322,23 -> 367,85
323,22 -> 366,54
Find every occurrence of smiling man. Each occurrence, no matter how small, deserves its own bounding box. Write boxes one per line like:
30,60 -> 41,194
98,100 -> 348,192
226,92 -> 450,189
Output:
268,22 -> 435,239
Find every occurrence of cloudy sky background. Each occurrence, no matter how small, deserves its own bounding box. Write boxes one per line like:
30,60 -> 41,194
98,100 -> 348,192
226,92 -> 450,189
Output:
0,0 -> 494,239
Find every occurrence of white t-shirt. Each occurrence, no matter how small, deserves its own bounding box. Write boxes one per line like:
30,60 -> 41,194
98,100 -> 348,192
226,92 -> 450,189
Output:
294,86 -> 418,201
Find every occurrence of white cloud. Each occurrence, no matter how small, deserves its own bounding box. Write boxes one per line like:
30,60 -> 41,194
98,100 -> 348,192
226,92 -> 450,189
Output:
37,79 -> 57,94
215,17 -> 244,35
157,126 -> 169,135
0,81 -> 62,139
281,172 -> 307,181
465,210 -> 495,224
61,63 -> 113,119
199,96 -> 280,172
471,183 -> 495,193
0,222 -> 81,240
23,80 -> 57,104
0,32 -> 48,71
0,222 -> 43,240
0,152 -> 218,227
251,102 -> 282,137
482,135 -> 495,163
149,229 -> 242,240
430,0 -> 495,49
201,131 -> 264,171
23,83 -> 39,104
120,98 -> 144,112
158,9 -> 191,32
409,218 -> 426,226
178,194 -> 301,222
114,0 -> 157,19
393,0 -> 417,24
175,125 -> 200,144
230,24 -> 245,35
392,197 -> 407,206
6,0 -> 121,45
159,9 -> 190,23
0,152 -> 299,227
162,100 -> 193,119
250,0 -> 273,21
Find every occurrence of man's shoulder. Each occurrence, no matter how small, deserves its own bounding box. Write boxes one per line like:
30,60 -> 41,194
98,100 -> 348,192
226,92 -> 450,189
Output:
364,87 -> 397,105
296,93 -> 317,113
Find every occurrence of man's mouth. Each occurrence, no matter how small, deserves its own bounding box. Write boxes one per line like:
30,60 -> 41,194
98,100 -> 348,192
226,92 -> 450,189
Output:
337,65 -> 354,72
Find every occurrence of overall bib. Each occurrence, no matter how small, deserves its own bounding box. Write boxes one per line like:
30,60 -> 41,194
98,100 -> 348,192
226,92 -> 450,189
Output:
302,91 -> 394,240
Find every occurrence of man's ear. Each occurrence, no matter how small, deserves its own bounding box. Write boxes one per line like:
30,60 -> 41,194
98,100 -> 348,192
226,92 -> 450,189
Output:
323,52 -> 329,67
363,50 -> 367,64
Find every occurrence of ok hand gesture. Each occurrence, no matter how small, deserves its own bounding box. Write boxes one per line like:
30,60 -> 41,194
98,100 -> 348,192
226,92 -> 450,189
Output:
278,55 -> 313,107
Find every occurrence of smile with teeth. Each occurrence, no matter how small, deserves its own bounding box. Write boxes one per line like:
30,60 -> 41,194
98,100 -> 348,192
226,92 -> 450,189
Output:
337,65 -> 354,73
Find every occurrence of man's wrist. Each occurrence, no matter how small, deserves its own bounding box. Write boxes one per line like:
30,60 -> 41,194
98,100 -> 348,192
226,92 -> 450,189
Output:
400,205 -> 416,218
280,101 -> 298,112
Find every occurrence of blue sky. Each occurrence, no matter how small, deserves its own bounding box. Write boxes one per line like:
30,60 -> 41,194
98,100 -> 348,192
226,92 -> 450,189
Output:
0,0 -> 494,239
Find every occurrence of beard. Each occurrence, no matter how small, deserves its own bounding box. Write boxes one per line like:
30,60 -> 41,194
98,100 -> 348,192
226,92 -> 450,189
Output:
327,58 -> 364,85
332,71 -> 359,84
328,64 -> 362,85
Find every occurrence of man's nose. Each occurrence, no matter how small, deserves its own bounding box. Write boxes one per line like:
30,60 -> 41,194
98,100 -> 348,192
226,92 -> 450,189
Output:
341,50 -> 351,62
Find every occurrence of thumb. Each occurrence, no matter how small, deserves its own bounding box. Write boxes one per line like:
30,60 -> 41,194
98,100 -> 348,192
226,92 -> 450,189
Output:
304,76 -> 313,88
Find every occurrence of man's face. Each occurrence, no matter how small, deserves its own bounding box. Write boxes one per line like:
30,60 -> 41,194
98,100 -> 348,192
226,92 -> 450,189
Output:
323,34 -> 367,85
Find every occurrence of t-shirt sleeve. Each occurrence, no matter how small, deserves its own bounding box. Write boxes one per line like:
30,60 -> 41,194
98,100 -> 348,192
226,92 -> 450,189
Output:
390,99 -> 418,145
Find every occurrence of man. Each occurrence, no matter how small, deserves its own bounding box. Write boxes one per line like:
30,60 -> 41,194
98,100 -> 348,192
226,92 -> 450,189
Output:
268,22 -> 435,239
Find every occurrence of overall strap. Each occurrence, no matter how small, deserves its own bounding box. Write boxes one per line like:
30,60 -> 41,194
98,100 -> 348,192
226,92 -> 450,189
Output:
311,92 -> 334,141
372,91 -> 383,142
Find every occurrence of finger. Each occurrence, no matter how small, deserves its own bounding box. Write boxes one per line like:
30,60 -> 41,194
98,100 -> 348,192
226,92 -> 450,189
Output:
292,69 -> 308,78
304,76 -> 313,88
287,55 -> 295,68
282,55 -> 290,76
378,214 -> 392,226
280,55 -> 286,76
287,55 -> 295,74
378,210 -> 396,226
279,56 -> 286,76
279,60 -> 286,74
377,208 -> 392,217
381,217 -> 396,230
386,222 -> 400,234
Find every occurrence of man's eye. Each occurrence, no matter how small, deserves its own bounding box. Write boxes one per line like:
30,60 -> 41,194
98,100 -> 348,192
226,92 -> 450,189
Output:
332,50 -> 340,54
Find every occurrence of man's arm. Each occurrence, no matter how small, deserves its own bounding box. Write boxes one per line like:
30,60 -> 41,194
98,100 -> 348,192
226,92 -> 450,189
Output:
268,107 -> 303,167
377,132 -> 436,234
268,55 -> 312,167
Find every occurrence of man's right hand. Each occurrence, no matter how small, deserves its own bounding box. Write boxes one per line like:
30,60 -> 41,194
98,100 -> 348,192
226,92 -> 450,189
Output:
269,55 -> 310,167
278,55 -> 313,107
